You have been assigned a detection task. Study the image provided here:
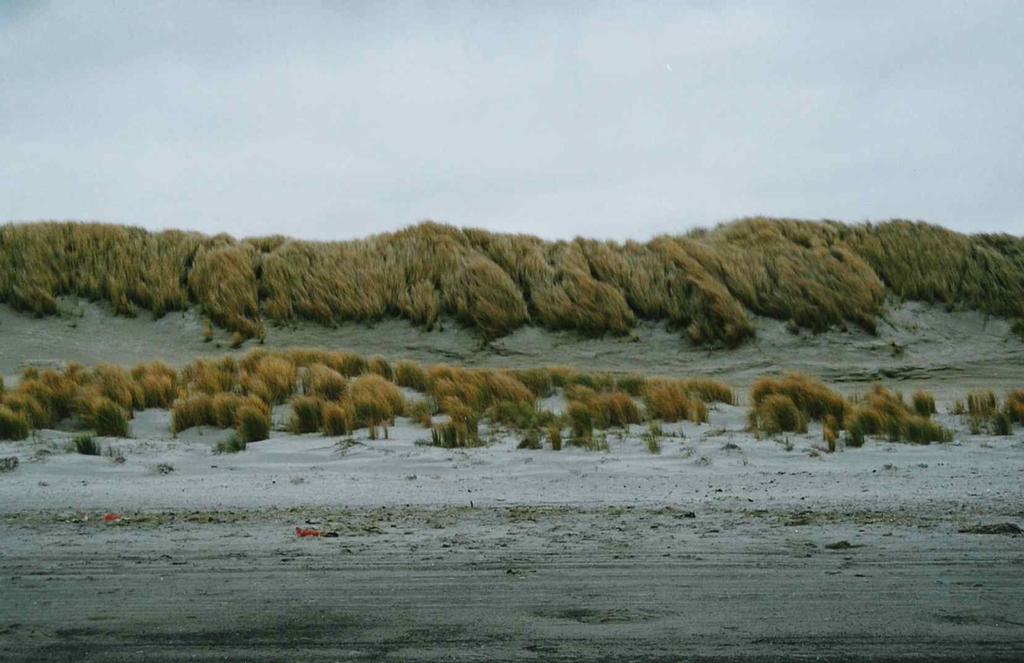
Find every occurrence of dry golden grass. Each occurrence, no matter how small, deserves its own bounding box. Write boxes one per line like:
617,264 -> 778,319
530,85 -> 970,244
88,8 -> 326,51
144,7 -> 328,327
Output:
0,347 -> 974,449
132,362 -> 178,409
678,379 -> 734,405
321,402 -> 352,436
305,363 -> 346,401
407,399 -> 434,427
431,397 -> 481,447
848,386 -> 951,444
394,361 -> 428,392
749,394 -> 808,435
1007,390 -> 1024,425
5,218 -> 1019,345
211,393 -> 241,428
171,394 -> 215,433
347,374 -> 404,430
911,390 -> 936,417
366,356 -> 393,380
81,397 -> 130,437
245,356 -> 296,404
0,405 -> 30,440
823,414 -> 839,452
2,391 -> 50,428
236,404 -> 271,442
751,374 -> 847,426
967,390 -> 998,417
425,366 -> 534,413
564,386 -> 642,429
642,379 -> 712,423
288,396 -> 322,434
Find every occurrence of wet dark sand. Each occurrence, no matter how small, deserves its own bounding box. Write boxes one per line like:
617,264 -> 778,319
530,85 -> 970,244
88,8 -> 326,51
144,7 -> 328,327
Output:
3,506 -> 1023,662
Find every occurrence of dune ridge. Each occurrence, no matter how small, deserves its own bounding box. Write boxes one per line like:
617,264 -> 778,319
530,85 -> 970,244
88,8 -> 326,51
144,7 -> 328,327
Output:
2,217 -> 1022,346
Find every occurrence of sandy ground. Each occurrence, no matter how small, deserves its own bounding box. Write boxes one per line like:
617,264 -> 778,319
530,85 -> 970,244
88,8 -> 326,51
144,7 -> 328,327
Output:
1,404 -> 1023,660
2,297 -> 1022,398
2,302 -> 1023,659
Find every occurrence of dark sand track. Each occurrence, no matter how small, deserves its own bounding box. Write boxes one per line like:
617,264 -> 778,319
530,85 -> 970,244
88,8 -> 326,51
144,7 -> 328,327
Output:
3,506 -> 1023,662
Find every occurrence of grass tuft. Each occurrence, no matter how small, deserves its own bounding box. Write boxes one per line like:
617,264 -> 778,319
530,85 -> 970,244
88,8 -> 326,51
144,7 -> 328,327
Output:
287,396 -> 322,434
911,390 -> 936,417
0,406 -> 30,440
236,405 -> 271,443
84,398 -> 130,437
74,434 -> 101,455
321,402 -> 352,436
750,394 -> 808,436
215,434 -> 247,454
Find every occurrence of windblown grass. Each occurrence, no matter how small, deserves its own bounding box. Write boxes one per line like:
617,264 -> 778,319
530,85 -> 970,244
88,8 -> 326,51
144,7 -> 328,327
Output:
564,386 -> 642,429
321,402 -> 352,436
236,404 -> 271,442
1007,390 -> 1024,425
848,386 -> 951,444
912,390 -> 936,417
73,434 -> 101,455
0,406 -> 30,440
749,375 -> 951,444
751,374 -> 848,428
83,397 -> 130,437
171,394 -> 214,433
4,218 -> 1020,345
967,391 -> 998,417
304,364 -> 346,401
750,394 -> 808,435
0,347 -> 974,451
287,396 -> 322,434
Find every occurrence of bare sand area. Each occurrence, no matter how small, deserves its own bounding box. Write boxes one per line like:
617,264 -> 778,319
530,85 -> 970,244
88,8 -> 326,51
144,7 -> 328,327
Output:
1,302 -> 1023,660
1,402 -> 1023,660
2,297 -> 1022,398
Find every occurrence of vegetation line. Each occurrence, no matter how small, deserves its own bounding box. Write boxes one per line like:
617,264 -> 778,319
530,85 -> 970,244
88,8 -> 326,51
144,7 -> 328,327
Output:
1,217 -> 1023,345
0,348 -> 1019,448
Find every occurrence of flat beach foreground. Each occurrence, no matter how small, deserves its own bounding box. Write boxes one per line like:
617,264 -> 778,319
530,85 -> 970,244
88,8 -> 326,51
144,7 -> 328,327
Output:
2,391 -> 1023,661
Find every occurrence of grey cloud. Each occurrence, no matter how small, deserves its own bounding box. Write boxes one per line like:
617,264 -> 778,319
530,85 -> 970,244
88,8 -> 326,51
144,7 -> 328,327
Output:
1,1 -> 1022,240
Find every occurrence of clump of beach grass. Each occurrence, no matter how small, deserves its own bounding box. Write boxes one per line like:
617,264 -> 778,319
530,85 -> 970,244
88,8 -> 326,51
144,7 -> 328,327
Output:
749,394 -> 808,436
83,397 -> 130,437
643,421 -> 662,454
321,402 -> 352,436
73,434 -> 101,455
911,390 -> 936,417
847,386 -> 951,444
547,424 -> 563,451
822,415 -> 839,452
1006,390 -> 1024,425
236,404 -> 271,443
967,391 -> 998,417
215,434 -> 247,454
287,396 -> 322,434
751,374 -> 847,428
305,364 -> 346,401
0,406 -> 30,440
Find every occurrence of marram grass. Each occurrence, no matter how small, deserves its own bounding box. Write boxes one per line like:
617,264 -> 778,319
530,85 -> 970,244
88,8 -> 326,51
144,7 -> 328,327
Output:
3,218 -> 1022,345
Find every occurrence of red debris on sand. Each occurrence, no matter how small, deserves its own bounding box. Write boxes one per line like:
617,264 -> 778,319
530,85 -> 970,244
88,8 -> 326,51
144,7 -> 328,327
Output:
295,527 -> 321,538
103,513 -> 122,523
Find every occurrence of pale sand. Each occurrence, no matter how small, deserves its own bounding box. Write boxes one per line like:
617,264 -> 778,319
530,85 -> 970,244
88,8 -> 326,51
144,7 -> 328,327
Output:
1,301 -> 1023,660
3,297 -> 1022,399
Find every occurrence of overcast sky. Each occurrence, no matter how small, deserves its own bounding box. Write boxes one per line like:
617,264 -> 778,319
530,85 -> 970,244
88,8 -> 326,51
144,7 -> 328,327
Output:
1,1 -> 1022,240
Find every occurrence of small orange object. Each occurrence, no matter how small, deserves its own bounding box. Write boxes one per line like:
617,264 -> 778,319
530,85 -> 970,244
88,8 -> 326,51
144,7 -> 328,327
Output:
295,527 -> 320,538
103,513 -> 122,523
